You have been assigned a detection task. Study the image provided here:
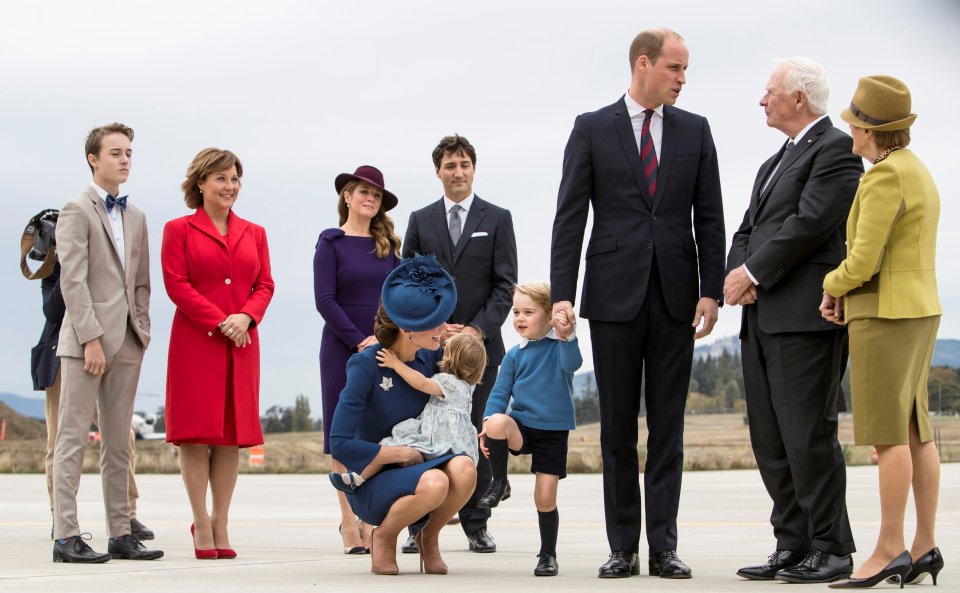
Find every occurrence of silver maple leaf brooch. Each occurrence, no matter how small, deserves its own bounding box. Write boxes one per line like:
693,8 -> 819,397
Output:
379,376 -> 394,391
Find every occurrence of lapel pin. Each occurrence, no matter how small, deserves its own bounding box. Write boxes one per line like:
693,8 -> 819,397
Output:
380,376 -> 394,392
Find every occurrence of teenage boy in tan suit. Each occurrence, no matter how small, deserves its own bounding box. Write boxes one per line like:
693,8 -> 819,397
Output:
52,123 -> 162,563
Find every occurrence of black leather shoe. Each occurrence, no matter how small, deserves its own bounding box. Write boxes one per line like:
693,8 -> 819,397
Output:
107,534 -> 164,560
467,528 -> 497,553
130,518 -> 154,540
535,553 -> 558,576
401,533 -> 419,554
737,549 -> 806,580
477,479 -> 511,508
776,550 -> 853,583
829,551 -> 911,589
53,534 -> 111,563
649,549 -> 692,578
598,551 -> 640,578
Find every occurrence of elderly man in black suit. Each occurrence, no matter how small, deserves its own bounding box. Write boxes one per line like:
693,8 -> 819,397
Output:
402,134 -> 518,553
551,29 -> 725,579
724,58 -> 862,584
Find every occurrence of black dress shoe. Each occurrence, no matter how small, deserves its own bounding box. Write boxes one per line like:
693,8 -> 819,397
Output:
534,553 -> 558,576
598,551 -> 640,578
53,534 -> 111,563
401,532 -> 419,554
130,518 -> 154,540
649,549 -> 692,578
107,534 -> 164,560
467,528 -> 496,553
737,549 -> 806,580
776,550 -> 853,583
476,479 -> 511,508
829,551 -> 911,589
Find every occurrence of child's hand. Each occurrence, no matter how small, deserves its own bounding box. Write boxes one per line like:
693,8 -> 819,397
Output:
553,308 -> 576,340
477,424 -> 491,459
376,348 -> 400,369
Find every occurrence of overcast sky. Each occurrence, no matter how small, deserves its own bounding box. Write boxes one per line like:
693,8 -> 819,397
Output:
3,0 -> 958,415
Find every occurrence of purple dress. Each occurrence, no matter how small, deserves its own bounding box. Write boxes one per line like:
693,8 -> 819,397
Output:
314,228 -> 398,453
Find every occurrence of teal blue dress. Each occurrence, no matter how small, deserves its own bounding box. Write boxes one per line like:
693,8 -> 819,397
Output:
330,345 -> 457,525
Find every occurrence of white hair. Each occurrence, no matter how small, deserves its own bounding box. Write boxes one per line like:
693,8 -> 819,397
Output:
774,57 -> 829,116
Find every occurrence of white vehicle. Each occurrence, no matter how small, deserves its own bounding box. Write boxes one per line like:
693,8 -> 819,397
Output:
131,413 -> 165,440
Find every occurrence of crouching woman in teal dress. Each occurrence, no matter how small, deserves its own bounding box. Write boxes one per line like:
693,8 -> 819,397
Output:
330,254 -> 477,575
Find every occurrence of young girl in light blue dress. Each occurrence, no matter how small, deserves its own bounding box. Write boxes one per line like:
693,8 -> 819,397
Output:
329,333 -> 486,492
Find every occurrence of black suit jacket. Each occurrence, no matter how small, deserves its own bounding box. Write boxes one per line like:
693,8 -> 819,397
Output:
551,97 -> 726,322
31,263 -> 65,390
403,195 -> 518,366
726,117 -> 863,334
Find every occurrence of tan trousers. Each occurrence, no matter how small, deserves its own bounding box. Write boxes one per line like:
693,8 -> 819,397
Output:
45,368 -> 140,518
53,327 -> 144,539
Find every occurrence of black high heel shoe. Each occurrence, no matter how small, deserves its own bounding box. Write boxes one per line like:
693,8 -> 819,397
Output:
829,551 -> 912,589
886,547 -> 944,586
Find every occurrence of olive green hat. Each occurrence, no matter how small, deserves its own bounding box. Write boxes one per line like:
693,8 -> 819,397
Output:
841,75 -> 917,131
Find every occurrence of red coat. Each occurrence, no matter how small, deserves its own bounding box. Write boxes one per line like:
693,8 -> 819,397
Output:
161,208 -> 275,446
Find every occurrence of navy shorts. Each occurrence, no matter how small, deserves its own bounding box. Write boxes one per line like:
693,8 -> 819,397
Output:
508,418 -> 569,479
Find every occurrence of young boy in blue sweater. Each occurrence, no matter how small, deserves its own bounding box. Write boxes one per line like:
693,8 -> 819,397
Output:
477,282 -> 582,576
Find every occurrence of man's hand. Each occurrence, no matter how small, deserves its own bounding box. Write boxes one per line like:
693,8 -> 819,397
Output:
736,285 -> 758,306
819,291 -> 844,326
692,297 -> 719,340
461,325 -> 483,339
552,301 -> 576,332
83,338 -> 106,376
723,265 -> 756,306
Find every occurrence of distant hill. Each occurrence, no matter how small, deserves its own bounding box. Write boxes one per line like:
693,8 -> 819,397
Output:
0,392 -> 45,420
0,401 -> 45,439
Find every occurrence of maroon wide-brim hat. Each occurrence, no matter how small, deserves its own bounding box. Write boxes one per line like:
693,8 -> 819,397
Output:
334,165 -> 398,211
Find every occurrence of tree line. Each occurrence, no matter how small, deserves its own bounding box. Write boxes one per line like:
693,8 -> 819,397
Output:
147,358 -> 960,433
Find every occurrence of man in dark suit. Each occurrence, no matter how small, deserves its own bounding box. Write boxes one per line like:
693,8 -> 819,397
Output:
402,134 -> 518,553
724,58 -> 862,584
551,29 -> 725,579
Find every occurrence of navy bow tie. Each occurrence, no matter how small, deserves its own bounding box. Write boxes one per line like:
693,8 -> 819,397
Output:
105,194 -> 128,213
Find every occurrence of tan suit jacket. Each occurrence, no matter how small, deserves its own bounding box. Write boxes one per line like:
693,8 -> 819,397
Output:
52,185 -> 151,539
823,149 -> 941,321
56,186 -> 150,357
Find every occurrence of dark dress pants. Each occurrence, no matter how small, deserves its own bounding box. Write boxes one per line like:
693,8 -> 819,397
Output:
741,305 -> 855,555
590,262 -> 693,555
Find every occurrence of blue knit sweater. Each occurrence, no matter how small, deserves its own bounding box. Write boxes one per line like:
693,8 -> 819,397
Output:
483,335 -> 583,430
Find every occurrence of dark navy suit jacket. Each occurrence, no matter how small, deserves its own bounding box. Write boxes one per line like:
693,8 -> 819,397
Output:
551,97 -> 726,322
31,263 -> 65,390
403,196 -> 518,367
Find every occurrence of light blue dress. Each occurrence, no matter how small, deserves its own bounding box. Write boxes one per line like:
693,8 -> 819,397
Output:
380,373 -> 479,464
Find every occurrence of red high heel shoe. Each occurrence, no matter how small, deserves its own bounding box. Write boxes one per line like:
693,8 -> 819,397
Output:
191,523 -> 218,560
216,547 -> 237,559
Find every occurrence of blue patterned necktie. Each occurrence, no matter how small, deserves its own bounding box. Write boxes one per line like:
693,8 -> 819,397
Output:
106,194 -> 128,213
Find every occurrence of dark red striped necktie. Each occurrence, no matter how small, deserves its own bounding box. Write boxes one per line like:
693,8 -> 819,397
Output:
641,109 -> 658,196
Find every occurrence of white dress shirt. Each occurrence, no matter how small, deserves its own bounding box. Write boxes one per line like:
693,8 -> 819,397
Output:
624,92 -> 664,160
444,193 -> 475,234
91,182 -> 125,271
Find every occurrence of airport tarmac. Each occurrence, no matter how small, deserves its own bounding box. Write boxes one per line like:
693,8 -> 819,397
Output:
1,465 -> 955,592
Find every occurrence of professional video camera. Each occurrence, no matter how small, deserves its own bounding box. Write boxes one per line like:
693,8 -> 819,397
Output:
28,209 -> 59,261
20,208 -> 60,280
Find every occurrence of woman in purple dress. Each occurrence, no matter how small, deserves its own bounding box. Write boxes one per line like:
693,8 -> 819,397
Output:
314,165 -> 400,554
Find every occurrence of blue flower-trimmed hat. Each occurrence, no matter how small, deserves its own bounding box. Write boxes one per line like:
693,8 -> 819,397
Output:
381,253 -> 457,332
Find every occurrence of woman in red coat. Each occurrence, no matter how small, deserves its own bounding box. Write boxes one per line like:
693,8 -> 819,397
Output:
161,148 -> 275,559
